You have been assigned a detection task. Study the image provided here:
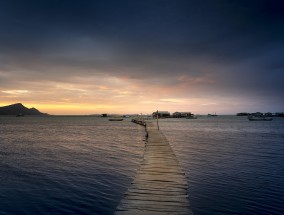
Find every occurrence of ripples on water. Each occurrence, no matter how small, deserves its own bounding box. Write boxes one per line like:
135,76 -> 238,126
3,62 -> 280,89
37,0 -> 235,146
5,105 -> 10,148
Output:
159,116 -> 284,215
0,116 -> 145,215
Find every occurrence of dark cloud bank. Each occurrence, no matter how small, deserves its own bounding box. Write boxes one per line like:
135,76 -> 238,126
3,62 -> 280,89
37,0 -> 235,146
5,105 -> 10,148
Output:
0,0 -> 284,110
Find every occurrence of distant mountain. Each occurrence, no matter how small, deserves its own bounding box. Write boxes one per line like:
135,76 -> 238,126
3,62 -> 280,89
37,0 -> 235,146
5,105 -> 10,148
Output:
0,103 -> 48,115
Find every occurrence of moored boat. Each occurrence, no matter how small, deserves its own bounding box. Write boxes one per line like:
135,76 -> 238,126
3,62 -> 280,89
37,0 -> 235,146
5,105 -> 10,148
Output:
208,113 -> 218,117
186,115 -> 197,119
109,116 -> 124,121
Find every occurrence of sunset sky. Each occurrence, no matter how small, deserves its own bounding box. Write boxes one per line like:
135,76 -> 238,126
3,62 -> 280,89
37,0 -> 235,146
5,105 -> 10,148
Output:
0,0 -> 284,115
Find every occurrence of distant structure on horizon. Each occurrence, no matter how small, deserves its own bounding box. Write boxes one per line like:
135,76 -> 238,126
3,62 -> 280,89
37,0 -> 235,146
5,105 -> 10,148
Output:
236,112 -> 249,116
152,111 -> 170,118
236,112 -> 284,117
152,111 -> 195,118
172,112 -> 192,118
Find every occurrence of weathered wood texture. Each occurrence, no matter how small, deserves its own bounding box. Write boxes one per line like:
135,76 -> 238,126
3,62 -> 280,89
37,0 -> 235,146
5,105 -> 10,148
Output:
114,122 -> 193,215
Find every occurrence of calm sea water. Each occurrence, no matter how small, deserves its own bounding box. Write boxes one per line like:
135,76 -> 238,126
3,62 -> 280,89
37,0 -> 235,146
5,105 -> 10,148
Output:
0,116 -> 284,215
159,116 -> 284,215
0,116 -> 145,215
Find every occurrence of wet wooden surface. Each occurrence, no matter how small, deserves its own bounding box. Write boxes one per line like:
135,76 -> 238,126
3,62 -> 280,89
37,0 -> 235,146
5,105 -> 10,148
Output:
114,121 -> 193,215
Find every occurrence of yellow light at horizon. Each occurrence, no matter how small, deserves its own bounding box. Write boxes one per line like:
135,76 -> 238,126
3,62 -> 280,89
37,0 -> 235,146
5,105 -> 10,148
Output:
32,103 -> 122,113
0,102 -> 123,115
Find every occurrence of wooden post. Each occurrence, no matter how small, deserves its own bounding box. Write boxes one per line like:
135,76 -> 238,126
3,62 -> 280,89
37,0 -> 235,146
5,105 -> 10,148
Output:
156,110 -> 159,130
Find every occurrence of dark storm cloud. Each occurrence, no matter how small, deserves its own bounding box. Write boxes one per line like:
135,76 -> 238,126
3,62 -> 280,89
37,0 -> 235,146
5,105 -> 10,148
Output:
0,0 -> 284,105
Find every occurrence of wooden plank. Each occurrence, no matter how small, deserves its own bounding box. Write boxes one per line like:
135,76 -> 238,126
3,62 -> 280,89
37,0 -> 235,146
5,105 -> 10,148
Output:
130,183 -> 188,190
125,188 -> 188,195
117,204 -> 190,213
114,121 -> 193,215
124,195 -> 189,203
115,209 -> 190,215
117,203 -> 190,212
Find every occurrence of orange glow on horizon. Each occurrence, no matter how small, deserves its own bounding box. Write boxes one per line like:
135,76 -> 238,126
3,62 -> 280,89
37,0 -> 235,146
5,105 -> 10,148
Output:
0,74 -> 258,115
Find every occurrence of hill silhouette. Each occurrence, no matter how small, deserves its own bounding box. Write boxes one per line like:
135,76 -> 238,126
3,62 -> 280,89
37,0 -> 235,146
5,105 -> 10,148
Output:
0,103 -> 48,115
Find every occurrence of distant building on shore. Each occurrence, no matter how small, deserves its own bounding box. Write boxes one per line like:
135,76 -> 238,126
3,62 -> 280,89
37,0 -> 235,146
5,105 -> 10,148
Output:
237,112 -> 284,117
264,112 -> 273,117
236,112 -> 249,116
275,112 -> 284,117
152,111 -> 170,118
172,112 -> 192,118
251,112 -> 264,117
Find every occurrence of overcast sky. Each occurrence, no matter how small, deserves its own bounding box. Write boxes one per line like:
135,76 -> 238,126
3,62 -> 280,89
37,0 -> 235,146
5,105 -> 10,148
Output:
0,0 -> 283,114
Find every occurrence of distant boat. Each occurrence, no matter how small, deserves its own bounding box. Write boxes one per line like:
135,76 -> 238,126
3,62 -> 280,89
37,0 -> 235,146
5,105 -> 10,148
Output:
186,115 -> 197,119
208,113 -> 218,117
109,116 -> 124,121
248,116 -> 273,121
16,113 -> 24,117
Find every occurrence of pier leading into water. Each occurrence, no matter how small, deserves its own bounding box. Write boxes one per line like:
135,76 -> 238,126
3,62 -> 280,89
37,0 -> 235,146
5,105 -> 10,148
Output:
114,120 -> 193,215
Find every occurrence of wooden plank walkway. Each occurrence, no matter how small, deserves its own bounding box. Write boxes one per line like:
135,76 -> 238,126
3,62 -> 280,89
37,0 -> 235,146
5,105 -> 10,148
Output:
114,121 -> 193,215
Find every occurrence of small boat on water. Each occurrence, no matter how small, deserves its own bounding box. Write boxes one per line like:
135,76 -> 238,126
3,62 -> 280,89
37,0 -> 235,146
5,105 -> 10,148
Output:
248,116 -> 273,121
109,118 -> 123,121
186,115 -> 197,119
109,116 -> 124,121
208,113 -> 218,117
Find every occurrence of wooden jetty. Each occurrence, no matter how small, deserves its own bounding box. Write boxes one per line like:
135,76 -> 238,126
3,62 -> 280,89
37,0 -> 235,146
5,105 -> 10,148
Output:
114,120 -> 193,215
